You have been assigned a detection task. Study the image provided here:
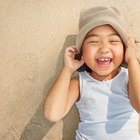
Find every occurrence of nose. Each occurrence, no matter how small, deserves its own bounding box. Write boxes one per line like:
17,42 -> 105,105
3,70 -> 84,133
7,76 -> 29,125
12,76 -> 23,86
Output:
98,41 -> 110,54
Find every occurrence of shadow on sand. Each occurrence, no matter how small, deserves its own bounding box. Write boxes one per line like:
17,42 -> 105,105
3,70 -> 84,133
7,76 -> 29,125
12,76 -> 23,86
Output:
20,35 -> 79,140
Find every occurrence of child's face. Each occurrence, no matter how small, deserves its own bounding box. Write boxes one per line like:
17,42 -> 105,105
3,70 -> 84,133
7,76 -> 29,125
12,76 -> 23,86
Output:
82,25 -> 124,80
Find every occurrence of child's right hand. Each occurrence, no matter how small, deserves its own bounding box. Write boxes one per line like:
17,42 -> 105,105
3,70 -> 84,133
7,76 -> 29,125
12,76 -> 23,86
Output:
64,46 -> 84,73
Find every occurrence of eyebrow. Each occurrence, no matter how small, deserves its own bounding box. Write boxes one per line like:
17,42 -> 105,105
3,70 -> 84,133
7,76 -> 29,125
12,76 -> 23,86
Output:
84,34 -> 98,40
84,33 -> 120,40
109,33 -> 120,37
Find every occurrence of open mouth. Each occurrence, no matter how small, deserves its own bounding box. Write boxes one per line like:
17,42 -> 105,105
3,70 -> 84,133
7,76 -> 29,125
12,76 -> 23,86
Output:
96,57 -> 112,67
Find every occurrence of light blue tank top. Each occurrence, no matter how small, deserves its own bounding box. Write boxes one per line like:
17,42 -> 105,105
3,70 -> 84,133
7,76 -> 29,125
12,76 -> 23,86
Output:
76,67 -> 140,140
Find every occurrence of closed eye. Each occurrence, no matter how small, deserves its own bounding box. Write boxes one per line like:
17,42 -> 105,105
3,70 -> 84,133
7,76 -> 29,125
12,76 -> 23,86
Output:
110,40 -> 121,44
110,40 -> 120,42
88,41 -> 99,43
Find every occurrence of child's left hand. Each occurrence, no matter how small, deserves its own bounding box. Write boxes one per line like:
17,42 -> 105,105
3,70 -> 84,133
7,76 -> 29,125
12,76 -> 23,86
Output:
125,34 -> 138,64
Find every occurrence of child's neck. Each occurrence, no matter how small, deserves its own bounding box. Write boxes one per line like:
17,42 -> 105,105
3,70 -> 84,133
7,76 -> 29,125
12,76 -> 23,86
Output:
90,68 -> 120,81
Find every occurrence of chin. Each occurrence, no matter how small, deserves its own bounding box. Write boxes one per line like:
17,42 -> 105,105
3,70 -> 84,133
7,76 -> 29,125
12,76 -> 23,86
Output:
92,68 -> 119,80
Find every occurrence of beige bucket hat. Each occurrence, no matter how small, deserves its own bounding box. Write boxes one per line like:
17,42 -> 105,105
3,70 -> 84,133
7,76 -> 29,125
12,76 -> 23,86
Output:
76,6 -> 127,50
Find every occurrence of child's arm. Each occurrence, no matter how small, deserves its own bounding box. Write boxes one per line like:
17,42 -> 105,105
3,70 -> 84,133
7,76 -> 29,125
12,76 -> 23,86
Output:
125,35 -> 140,113
44,46 -> 84,122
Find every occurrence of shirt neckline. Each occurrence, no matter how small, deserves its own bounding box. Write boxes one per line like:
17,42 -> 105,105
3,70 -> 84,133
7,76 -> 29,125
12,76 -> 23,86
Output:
84,67 -> 124,83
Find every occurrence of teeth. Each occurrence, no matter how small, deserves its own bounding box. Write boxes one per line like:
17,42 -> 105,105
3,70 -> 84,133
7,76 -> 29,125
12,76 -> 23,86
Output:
98,58 -> 111,61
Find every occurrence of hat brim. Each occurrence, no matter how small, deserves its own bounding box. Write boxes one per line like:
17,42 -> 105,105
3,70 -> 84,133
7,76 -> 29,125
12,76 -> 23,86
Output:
76,19 -> 128,50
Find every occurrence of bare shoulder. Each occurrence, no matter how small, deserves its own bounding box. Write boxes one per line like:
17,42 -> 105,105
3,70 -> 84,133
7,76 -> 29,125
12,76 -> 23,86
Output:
71,77 -> 79,85
63,77 -> 80,116
70,77 -> 80,92
69,77 -> 80,98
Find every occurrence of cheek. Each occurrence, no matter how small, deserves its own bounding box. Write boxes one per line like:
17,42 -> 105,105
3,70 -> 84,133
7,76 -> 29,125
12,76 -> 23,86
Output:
82,46 -> 96,60
112,46 -> 124,60
82,47 -> 97,69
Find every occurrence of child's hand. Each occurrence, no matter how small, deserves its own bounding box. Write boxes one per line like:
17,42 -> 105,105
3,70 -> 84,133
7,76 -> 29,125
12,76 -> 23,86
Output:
64,46 -> 84,73
125,34 -> 138,64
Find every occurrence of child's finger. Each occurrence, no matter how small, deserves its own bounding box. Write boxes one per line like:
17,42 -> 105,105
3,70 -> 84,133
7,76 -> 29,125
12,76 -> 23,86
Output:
65,46 -> 78,53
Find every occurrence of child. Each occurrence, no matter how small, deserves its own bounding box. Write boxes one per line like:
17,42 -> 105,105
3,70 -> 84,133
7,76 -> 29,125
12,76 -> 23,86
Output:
44,7 -> 140,140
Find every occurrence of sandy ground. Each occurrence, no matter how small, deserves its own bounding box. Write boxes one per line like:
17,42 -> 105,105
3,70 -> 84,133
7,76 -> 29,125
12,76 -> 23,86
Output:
0,0 -> 140,140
